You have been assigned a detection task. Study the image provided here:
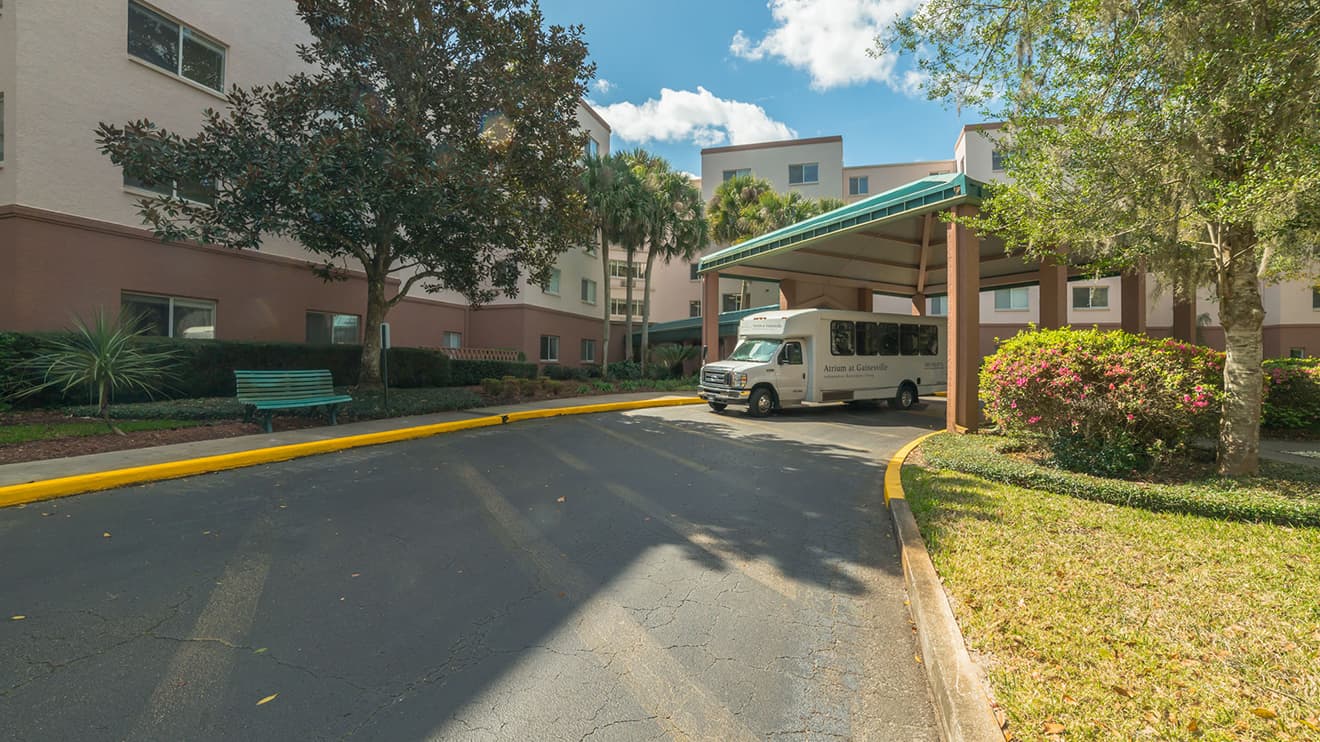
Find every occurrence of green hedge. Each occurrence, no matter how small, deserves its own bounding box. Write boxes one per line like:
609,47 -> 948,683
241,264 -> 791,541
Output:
918,433 -> 1320,528
1263,358 -> 1320,432
0,331 -> 535,404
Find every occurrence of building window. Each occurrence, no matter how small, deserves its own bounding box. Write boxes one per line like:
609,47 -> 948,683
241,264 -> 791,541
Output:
722,168 -> 751,182
1312,287 -> 1320,309
609,259 -> 642,279
124,172 -> 216,205
305,311 -> 360,344
928,295 -> 948,316
0,93 -> 5,163
722,293 -> 742,312
991,149 -> 1005,171
1072,286 -> 1109,309
689,300 -> 702,317
581,278 -> 597,304
539,335 -> 559,362
581,338 -> 596,363
993,287 -> 1029,311
122,292 -> 215,339
128,1 -> 225,92
1290,347 -> 1306,359
788,163 -> 819,185
585,136 -> 599,159
690,263 -> 700,281
542,267 -> 561,295
442,331 -> 462,349
609,298 -> 643,317
848,176 -> 869,195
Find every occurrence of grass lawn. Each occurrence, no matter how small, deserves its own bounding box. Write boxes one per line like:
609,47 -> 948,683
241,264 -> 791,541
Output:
905,435 -> 1320,741
0,419 -> 207,445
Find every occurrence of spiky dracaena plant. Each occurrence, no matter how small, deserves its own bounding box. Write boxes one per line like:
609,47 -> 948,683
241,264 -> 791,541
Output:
20,310 -> 178,433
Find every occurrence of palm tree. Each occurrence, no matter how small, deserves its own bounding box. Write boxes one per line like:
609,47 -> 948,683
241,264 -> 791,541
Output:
636,167 -> 708,373
708,174 -> 774,245
581,152 -> 642,375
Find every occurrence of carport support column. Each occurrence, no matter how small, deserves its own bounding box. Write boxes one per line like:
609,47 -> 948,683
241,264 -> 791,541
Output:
857,288 -> 874,312
779,278 -> 797,310
1172,295 -> 1197,343
702,272 -> 721,361
946,205 -> 980,434
1121,267 -> 1148,334
911,293 -> 926,316
1038,256 -> 1068,329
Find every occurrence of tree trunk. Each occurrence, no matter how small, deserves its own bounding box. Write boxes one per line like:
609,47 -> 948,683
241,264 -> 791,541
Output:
624,247 -> 635,362
640,248 -> 657,374
599,229 -> 611,378
1215,227 -> 1264,476
359,275 -> 387,388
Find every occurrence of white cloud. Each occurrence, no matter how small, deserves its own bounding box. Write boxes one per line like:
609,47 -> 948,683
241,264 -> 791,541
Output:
731,0 -> 924,91
592,87 -> 797,148
593,78 -> 615,94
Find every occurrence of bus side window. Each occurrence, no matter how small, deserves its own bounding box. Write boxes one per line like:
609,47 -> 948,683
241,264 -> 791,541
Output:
900,324 -> 920,356
830,321 -> 855,355
781,342 -> 803,364
878,323 -> 899,355
919,325 -> 939,355
856,321 -> 880,355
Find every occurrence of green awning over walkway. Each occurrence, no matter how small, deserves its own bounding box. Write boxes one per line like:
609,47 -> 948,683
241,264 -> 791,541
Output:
633,304 -> 779,345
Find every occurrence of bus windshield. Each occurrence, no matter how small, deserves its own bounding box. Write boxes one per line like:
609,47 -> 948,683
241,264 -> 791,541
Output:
728,339 -> 782,362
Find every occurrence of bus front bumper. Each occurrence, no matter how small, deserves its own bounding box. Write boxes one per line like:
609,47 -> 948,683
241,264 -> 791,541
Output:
698,387 -> 749,405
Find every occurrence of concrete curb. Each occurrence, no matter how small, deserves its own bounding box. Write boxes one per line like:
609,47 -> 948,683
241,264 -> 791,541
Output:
0,396 -> 704,509
885,432 -> 1006,742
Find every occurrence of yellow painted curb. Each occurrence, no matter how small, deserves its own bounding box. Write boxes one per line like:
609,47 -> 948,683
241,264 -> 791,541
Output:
884,431 -> 941,505
0,396 -> 704,509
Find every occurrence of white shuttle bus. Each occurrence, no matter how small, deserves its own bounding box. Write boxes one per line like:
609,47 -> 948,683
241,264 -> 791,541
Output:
698,309 -> 947,417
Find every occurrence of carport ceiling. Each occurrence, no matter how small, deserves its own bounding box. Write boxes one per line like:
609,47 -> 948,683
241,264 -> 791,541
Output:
697,173 -> 1049,297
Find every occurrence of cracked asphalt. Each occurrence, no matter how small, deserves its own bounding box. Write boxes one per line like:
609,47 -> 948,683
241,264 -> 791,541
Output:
0,404 -> 942,741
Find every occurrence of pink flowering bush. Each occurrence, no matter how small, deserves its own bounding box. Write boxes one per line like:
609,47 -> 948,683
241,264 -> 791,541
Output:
1263,358 -> 1320,431
980,328 -> 1224,473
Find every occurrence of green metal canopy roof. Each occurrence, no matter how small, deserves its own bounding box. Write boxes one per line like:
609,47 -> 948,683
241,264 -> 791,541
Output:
631,304 -> 779,345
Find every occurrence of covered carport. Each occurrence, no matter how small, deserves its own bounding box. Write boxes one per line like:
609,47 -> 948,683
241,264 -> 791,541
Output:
696,173 -> 1152,433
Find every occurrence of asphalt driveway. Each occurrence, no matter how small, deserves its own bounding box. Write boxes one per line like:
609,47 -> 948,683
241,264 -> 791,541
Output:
1,404 -> 941,741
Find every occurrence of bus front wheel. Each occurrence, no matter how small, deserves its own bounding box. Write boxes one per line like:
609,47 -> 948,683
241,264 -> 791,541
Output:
891,383 -> 918,410
748,387 -> 776,418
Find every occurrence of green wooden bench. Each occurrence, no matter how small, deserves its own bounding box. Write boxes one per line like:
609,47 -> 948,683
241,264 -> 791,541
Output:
234,369 -> 353,433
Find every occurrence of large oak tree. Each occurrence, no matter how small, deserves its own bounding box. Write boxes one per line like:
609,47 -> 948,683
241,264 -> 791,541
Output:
98,0 -> 594,385
885,0 -> 1320,474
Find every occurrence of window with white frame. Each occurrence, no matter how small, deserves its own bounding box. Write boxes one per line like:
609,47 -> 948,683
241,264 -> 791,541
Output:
539,335 -> 559,362
788,163 -> 819,185
609,259 -> 641,279
122,291 -> 215,338
124,172 -> 216,205
581,278 -> 597,304
1312,287 -> 1320,310
305,311 -> 360,344
584,136 -> 599,159
848,176 -> 869,195
689,300 -> 701,317
993,287 -> 1029,311
991,149 -> 1005,171
928,295 -> 948,316
442,331 -> 462,349
542,267 -> 561,295
722,293 -> 742,312
722,168 -> 751,182
1072,286 -> 1109,309
580,338 -> 596,363
128,2 -> 226,92
690,263 -> 700,281
609,298 -> 642,317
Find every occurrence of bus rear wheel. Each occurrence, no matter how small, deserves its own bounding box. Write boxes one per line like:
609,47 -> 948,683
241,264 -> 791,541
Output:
891,383 -> 918,410
748,387 -> 775,418
708,401 -> 728,412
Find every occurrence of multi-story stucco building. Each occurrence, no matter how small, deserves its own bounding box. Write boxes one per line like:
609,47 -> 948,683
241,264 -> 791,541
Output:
646,124 -> 1319,359
0,0 -> 623,366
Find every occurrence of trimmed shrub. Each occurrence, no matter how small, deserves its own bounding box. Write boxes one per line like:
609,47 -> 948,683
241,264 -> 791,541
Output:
449,358 -> 536,386
1263,358 -> 1320,432
607,360 -> 643,380
981,327 -> 1224,472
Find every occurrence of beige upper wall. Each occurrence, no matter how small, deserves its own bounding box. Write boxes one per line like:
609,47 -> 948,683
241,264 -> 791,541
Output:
700,137 -> 844,203
0,0 -> 15,205
842,160 -> 956,202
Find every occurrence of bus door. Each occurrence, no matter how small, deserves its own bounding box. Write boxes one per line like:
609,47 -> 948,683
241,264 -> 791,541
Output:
779,339 -> 807,402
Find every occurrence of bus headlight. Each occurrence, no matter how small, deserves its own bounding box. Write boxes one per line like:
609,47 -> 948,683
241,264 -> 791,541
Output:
735,373 -> 749,388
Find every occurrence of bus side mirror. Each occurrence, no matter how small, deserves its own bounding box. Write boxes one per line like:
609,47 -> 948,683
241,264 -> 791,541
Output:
701,345 -> 708,361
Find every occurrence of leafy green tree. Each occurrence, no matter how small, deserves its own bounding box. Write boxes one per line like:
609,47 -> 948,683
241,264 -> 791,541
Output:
97,0 -> 593,387
624,154 -> 709,372
581,152 -> 644,374
885,0 -> 1320,474
708,175 -> 775,245
18,311 -> 178,433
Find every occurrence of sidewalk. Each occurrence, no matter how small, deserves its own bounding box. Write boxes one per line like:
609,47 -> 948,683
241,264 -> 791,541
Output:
0,392 -> 698,488
1259,438 -> 1320,467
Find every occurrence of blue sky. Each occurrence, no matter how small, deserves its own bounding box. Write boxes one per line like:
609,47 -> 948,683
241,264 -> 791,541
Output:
539,0 -> 983,175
